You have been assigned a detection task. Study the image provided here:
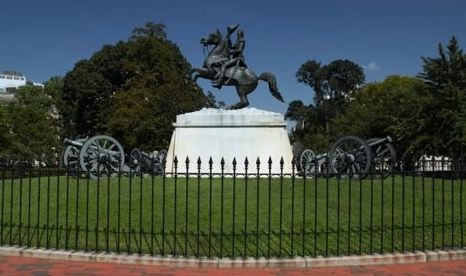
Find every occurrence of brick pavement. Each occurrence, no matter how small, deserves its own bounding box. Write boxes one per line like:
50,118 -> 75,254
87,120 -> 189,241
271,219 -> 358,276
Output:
0,255 -> 466,275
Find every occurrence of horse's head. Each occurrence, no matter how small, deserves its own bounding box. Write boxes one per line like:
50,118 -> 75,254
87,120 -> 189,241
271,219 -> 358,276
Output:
200,29 -> 222,46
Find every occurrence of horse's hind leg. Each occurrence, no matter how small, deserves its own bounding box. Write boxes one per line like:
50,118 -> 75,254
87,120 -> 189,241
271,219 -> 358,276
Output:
228,86 -> 249,109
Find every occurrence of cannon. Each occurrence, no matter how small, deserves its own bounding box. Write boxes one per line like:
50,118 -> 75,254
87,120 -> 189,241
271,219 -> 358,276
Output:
62,135 -> 126,179
299,136 -> 396,179
129,148 -> 167,175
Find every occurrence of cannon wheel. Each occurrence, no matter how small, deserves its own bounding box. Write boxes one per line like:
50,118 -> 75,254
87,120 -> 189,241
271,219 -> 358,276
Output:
367,138 -> 396,178
62,138 -> 87,173
129,148 -> 144,174
152,149 -> 168,174
158,149 -> 167,165
329,135 -> 372,179
79,135 -> 125,179
299,149 -> 317,176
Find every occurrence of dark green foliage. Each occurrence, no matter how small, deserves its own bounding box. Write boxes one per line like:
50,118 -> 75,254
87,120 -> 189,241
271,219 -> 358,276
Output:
296,59 -> 365,106
60,22 -> 206,150
0,103 -> 14,157
411,36 -> 466,157
331,76 -> 426,158
290,37 -> 466,160
289,59 -> 365,151
3,85 -> 59,162
62,60 -> 113,136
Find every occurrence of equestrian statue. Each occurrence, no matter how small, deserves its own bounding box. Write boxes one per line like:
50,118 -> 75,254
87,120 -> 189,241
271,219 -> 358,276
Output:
190,24 -> 284,109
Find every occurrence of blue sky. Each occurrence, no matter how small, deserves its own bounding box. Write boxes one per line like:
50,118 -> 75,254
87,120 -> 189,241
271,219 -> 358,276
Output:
1,0 -> 465,113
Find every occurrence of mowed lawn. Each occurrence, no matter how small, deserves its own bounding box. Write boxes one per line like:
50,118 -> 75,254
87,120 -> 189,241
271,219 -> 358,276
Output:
0,172 -> 465,258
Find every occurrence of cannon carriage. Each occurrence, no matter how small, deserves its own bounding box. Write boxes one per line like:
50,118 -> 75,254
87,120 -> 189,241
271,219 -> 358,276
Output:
62,135 -> 168,178
62,135 -> 126,179
129,148 -> 167,175
298,135 -> 396,179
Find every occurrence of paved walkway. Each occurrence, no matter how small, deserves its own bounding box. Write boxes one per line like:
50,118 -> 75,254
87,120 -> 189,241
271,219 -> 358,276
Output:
0,255 -> 465,275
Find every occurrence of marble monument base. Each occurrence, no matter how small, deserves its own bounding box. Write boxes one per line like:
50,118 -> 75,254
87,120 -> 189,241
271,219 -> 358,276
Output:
165,108 -> 293,174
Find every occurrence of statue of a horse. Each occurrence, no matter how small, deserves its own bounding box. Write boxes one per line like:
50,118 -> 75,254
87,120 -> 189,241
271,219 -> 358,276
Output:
190,30 -> 284,109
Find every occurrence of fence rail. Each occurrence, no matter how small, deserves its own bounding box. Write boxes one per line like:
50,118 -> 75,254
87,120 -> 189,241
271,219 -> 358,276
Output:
0,157 -> 465,258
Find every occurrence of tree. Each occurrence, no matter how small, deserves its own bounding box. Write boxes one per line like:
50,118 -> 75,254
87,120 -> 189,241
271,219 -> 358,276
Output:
330,76 -> 426,158
296,59 -> 365,106
294,59 -> 365,134
61,40 -> 131,137
0,102 -> 14,157
59,22 -> 207,150
406,36 -> 466,158
287,59 -> 365,151
6,85 -> 59,162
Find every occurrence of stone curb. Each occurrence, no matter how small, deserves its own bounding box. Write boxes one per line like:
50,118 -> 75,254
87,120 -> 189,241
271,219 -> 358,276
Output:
0,246 -> 465,268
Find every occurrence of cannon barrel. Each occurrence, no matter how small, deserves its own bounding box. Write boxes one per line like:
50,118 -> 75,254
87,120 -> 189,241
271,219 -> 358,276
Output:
63,138 -> 85,148
366,136 -> 392,147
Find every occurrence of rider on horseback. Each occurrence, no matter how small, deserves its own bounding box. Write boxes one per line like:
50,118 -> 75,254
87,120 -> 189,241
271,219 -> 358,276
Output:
192,25 -> 284,109
212,28 -> 247,89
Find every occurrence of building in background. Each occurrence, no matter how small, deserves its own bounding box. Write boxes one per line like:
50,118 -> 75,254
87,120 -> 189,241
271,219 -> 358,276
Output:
0,70 -> 43,100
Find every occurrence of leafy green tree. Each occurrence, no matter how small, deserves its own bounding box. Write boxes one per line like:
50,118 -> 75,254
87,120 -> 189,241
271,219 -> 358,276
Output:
6,85 -> 59,162
0,102 -> 14,157
297,59 -> 365,106
61,59 -> 115,137
412,36 -> 466,158
287,59 -> 365,151
330,75 -> 426,158
60,22 -> 207,150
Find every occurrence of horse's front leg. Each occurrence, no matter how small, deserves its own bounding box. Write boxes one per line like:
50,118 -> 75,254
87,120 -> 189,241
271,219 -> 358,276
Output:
188,68 -> 198,81
189,67 -> 210,83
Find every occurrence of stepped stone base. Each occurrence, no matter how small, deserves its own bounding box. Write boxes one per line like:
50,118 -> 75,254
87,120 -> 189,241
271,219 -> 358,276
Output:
165,108 -> 293,174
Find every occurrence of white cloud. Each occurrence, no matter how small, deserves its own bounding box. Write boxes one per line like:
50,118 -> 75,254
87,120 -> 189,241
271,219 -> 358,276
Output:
364,62 -> 380,71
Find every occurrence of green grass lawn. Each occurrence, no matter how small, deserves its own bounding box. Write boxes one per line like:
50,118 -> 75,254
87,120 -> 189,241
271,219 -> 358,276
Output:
0,172 -> 465,258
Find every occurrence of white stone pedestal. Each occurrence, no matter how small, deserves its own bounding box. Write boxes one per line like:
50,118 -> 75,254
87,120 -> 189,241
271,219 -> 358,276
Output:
165,108 -> 293,174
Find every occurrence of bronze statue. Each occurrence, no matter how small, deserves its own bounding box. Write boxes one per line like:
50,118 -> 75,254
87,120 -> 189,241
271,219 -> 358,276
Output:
191,25 -> 284,109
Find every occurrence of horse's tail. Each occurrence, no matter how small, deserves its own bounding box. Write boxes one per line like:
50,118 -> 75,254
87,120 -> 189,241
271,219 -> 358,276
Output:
259,72 -> 284,102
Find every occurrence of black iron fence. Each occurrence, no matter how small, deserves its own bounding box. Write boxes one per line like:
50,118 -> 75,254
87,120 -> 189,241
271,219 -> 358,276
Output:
0,157 -> 465,258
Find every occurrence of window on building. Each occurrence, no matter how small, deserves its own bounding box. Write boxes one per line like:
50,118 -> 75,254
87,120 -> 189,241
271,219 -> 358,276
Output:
6,76 -> 12,79
0,75 -> 5,79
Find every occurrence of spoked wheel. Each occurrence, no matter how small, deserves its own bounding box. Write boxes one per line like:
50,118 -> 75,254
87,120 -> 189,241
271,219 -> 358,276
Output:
79,135 -> 125,179
158,149 -> 168,164
152,149 -> 168,174
329,136 -> 372,179
299,149 -> 317,176
62,138 -> 87,175
129,148 -> 143,174
367,138 -> 396,178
